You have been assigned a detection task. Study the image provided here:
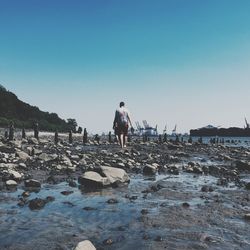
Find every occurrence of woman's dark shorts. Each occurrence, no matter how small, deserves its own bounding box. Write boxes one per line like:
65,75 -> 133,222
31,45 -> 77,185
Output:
116,124 -> 129,136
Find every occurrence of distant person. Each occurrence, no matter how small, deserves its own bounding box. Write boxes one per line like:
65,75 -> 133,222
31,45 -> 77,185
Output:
113,102 -> 133,148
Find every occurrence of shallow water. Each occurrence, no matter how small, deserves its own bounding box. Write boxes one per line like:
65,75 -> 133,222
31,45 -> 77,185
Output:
0,171 -> 247,250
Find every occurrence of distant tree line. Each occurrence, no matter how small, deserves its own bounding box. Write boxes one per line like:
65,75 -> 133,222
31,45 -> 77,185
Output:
0,84 -> 82,132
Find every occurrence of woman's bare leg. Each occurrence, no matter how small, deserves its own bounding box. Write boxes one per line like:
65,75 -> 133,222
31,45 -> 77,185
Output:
120,134 -> 124,148
123,135 -> 127,147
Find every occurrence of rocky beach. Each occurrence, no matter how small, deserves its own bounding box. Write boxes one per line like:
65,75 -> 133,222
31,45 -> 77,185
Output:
0,131 -> 250,250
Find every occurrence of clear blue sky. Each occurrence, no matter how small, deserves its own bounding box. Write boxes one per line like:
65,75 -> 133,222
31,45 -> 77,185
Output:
0,0 -> 250,133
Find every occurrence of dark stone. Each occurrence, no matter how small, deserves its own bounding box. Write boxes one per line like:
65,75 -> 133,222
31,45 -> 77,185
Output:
29,198 -> 46,210
160,202 -> 168,207
69,130 -> 73,144
168,166 -> 179,175
18,198 -> 28,207
61,190 -> 74,196
4,131 -> 8,139
116,226 -> 126,231
141,209 -> 149,215
103,238 -> 113,245
34,122 -> 39,140
182,202 -> 190,208
94,134 -> 100,144
54,130 -> 59,144
188,136 -> 193,143
154,236 -> 163,242
22,128 -> 26,139
83,207 -> 97,211
150,184 -> 164,192
8,123 -> 14,141
245,182 -> 250,190
83,128 -> 88,144
143,165 -> 157,175
158,134 -> 162,143
108,131 -> 112,143
22,191 -> 30,197
68,180 -> 77,187
62,201 -> 75,207
129,195 -> 138,201
24,179 -> 41,188
107,198 -> 118,204
46,196 -> 55,202
143,234 -> 150,240
163,133 -> 167,143
201,185 -> 214,192
47,175 -> 57,184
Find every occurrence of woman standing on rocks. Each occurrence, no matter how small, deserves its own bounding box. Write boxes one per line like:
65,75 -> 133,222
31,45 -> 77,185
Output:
113,101 -> 133,148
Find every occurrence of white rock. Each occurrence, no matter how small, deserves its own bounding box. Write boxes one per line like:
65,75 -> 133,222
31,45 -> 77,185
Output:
39,153 -> 58,162
117,162 -> 126,168
152,163 -> 159,168
78,171 -> 110,187
100,166 -> 130,184
18,163 -> 27,169
0,163 -> 17,169
74,240 -> 96,250
71,155 -> 80,161
16,151 -> 30,161
4,169 -> 23,180
6,180 -> 17,186
10,141 -> 22,148
28,138 -> 39,145
61,155 -> 72,167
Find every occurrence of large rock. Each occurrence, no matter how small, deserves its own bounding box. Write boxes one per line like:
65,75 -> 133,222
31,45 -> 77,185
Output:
6,180 -> 17,187
8,170 -> 23,180
29,198 -> 46,210
28,138 -> 39,145
143,164 -> 157,175
74,240 -> 96,250
39,153 -> 58,162
27,147 -> 42,156
0,163 -> 17,170
79,166 -> 130,188
2,169 -> 22,181
18,163 -> 27,170
16,151 -> 30,161
25,179 -> 41,188
78,171 -> 110,188
100,166 -> 130,185
61,155 -> 72,167
9,141 -> 22,149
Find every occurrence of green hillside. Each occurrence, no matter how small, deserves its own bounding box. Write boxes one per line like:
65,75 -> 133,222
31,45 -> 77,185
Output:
0,85 -> 76,132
